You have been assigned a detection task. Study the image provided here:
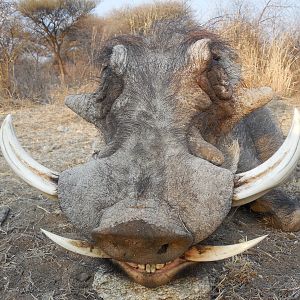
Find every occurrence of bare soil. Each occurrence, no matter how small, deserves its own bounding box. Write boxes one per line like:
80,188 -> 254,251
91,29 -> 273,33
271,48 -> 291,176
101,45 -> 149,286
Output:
0,99 -> 299,300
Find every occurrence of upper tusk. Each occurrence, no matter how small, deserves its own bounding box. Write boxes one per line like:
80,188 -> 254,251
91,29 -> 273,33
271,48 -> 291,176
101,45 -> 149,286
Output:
41,229 -> 110,258
184,235 -> 267,262
0,115 -> 59,196
233,108 -> 300,206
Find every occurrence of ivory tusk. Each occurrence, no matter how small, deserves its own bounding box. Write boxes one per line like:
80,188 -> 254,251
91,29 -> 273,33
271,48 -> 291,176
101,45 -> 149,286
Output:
41,229 -> 110,258
233,108 -> 300,206
184,235 -> 267,262
0,115 -> 59,196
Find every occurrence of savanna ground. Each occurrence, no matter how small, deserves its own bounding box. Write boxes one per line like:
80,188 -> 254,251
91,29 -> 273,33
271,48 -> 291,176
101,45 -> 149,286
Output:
0,96 -> 299,300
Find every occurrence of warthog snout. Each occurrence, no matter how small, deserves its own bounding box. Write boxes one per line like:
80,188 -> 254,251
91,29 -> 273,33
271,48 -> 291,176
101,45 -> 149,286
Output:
91,198 -> 193,264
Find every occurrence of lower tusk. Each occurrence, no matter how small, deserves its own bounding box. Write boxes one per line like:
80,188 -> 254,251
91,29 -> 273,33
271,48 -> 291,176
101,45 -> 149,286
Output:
41,229 -> 110,258
233,108 -> 300,206
184,235 -> 267,262
42,229 -> 266,263
0,115 -> 59,196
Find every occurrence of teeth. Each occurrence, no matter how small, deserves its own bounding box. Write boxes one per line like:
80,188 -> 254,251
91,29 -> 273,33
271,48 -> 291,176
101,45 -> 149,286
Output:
146,264 -> 151,273
134,263 -> 167,272
155,263 -> 165,269
150,264 -> 156,273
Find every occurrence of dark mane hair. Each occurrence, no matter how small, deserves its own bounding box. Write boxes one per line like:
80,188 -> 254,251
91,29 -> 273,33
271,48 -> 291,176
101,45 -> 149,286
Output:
97,16 -> 241,88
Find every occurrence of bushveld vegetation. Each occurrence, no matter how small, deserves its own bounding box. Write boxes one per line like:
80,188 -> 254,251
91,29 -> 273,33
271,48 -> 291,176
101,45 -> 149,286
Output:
213,0 -> 299,96
0,0 -> 299,107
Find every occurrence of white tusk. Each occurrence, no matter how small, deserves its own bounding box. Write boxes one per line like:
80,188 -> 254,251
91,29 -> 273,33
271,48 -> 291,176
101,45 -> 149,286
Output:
0,115 -> 59,196
41,229 -> 110,258
233,108 -> 300,206
184,235 -> 267,262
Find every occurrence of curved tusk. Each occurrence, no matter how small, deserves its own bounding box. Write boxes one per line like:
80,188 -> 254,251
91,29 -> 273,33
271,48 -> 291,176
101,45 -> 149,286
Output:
233,108 -> 300,206
41,229 -> 110,258
184,235 -> 267,262
0,115 -> 59,196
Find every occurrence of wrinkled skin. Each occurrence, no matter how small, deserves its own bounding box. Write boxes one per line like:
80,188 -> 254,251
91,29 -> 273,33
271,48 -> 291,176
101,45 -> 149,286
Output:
57,19 -> 299,287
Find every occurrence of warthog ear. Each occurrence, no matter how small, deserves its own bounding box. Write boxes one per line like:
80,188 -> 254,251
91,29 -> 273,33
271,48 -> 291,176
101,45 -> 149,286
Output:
65,45 -> 127,130
195,86 -> 275,140
186,38 -> 211,72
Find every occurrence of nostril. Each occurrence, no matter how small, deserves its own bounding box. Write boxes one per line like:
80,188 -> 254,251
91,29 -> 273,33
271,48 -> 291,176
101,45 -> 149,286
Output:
157,243 -> 169,254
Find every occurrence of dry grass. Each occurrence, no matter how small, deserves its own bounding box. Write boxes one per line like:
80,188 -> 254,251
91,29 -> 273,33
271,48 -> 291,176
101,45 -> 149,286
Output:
104,0 -> 189,36
49,81 -> 98,105
212,255 -> 258,298
0,97 -> 36,113
217,20 -> 299,96
0,80 -> 99,112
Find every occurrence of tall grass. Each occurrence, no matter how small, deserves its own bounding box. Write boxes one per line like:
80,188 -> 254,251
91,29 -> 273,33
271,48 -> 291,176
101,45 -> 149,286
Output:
104,0 -> 189,36
217,19 -> 299,96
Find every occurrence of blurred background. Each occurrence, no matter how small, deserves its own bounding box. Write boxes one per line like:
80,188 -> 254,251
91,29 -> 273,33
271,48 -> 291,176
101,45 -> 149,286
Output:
0,0 -> 299,107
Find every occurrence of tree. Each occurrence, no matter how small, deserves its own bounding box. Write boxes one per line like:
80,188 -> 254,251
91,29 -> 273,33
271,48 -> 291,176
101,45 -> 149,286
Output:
18,0 -> 98,84
62,15 -> 105,82
0,0 -> 27,98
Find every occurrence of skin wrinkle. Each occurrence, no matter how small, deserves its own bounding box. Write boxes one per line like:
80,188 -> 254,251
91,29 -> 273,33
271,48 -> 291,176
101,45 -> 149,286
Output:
163,156 -> 195,240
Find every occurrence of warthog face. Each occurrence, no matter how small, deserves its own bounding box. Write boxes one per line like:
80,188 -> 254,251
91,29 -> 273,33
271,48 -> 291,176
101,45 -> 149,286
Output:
1,19 -> 299,287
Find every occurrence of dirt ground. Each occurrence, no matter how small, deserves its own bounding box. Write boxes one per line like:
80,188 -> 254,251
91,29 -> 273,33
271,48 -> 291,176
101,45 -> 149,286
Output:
0,98 -> 299,300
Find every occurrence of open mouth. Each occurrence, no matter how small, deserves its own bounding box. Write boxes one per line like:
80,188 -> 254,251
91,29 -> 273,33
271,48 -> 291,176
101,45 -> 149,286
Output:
115,259 -> 196,287
40,229 -> 267,287
119,260 -> 185,274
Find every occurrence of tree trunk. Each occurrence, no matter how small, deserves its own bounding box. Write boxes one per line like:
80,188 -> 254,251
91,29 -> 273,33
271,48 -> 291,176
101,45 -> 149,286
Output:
0,58 -> 12,97
54,50 -> 66,85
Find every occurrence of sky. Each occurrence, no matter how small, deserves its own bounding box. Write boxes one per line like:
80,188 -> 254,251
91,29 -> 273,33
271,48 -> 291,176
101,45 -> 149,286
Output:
94,0 -> 300,25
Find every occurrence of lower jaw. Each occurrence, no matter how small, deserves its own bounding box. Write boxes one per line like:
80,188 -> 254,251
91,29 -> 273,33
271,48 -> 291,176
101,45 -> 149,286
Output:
114,258 -> 197,288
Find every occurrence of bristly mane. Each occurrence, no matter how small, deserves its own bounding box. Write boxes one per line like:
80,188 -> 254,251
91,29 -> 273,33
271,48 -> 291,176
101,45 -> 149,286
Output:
97,16 -> 241,89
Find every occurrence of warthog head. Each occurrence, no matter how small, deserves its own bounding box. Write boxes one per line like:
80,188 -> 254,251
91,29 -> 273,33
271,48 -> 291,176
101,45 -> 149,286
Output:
1,19 -> 299,287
